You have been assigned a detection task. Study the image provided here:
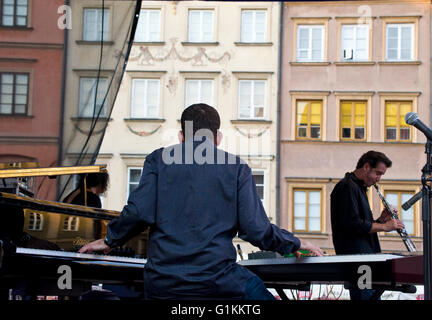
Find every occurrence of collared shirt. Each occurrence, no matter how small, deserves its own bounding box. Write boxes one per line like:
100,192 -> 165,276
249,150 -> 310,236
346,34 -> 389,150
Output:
330,172 -> 381,255
106,140 -> 301,299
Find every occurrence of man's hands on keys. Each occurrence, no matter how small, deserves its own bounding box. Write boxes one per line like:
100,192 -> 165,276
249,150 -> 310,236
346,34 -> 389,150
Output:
295,240 -> 324,258
79,239 -> 112,255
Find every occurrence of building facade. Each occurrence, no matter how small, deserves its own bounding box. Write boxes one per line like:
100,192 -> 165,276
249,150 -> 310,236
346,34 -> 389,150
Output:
0,0 -> 64,200
280,0 -> 430,253
98,1 -> 282,255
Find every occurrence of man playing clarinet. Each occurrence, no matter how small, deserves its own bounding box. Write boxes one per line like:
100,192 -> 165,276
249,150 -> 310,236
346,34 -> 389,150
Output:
330,150 -> 405,300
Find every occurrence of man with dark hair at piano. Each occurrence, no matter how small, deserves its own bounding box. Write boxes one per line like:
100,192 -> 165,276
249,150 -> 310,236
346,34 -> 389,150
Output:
80,103 -> 323,300
330,150 -> 405,300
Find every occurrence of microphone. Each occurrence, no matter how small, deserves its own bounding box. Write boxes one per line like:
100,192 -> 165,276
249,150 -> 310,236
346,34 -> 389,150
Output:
405,112 -> 432,141
402,190 -> 422,211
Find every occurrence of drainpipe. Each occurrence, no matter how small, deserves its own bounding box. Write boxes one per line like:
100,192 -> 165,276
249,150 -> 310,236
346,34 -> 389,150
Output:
56,0 -> 69,200
275,2 -> 284,227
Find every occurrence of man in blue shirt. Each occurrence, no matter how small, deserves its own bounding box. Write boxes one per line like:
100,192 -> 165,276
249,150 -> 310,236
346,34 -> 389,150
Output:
80,103 -> 323,299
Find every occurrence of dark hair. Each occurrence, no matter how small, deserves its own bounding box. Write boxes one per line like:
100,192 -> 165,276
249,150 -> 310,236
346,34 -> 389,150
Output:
79,172 -> 109,193
180,103 -> 220,142
356,150 -> 392,169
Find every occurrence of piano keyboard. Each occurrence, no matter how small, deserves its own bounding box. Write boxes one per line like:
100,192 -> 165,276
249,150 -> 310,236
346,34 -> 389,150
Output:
16,247 -> 147,265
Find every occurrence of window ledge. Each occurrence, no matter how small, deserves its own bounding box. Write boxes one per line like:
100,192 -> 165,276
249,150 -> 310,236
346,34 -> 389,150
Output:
335,61 -> 376,66
0,114 -> 33,118
294,232 -> 330,239
123,118 -> 165,123
75,40 -> 114,45
71,117 -> 113,122
0,26 -> 33,30
181,41 -> 219,46
234,42 -> 273,46
231,119 -> 272,124
378,60 -> 421,65
133,41 -> 165,46
290,62 -> 331,66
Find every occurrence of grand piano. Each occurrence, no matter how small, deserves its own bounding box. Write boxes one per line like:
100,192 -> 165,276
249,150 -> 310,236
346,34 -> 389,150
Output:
0,163 -> 148,299
0,163 -> 425,300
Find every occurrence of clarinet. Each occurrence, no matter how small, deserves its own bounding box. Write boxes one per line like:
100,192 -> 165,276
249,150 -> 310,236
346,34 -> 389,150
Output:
373,184 -> 417,252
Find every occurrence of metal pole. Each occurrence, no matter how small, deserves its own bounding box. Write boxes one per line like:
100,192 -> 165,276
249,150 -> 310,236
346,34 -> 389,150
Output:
422,140 -> 432,300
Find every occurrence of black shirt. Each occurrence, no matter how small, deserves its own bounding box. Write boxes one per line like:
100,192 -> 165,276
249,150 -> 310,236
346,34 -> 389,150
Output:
330,172 -> 381,254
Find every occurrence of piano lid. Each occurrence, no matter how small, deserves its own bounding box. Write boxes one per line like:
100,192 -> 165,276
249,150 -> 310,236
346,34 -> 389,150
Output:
0,192 -> 120,220
0,165 -> 107,179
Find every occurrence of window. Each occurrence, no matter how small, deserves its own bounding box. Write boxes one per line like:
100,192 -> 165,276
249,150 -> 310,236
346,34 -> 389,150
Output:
78,77 -> 108,118
83,8 -> 110,41
135,9 -> 160,42
0,72 -> 29,115
185,79 -> 213,108
27,212 -> 43,231
238,80 -> 265,119
240,10 -> 266,43
341,24 -> 369,61
296,25 -> 324,62
252,170 -> 265,202
296,100 -> 322,140
131,79 -> 160,118
385,101 -> 411,141
340,101 -> 366,140
386,23 -> 414,61
63,216 -> 79,231
127,167 -> 142,198
188,10 -> 214,42
293,189 -> 321,232
1,0 -> 27,27
385,190 -> 416,236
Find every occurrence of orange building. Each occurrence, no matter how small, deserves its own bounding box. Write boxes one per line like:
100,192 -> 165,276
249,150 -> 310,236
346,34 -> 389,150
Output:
0,0 -> 64,200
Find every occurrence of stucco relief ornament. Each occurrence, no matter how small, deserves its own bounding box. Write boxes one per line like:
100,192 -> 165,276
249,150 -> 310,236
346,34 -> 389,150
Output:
73,122 -> 105,135
221,69 -> 231,91
166,73 -> 178,95
128,38 -> 232,66
234,126 -> 270,139
126,124 -> 162,137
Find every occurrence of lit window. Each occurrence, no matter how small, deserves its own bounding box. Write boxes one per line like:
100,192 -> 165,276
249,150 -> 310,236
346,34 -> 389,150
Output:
340,101 -> 366,140
385,101 -> 411,141
296,100 -> 322,140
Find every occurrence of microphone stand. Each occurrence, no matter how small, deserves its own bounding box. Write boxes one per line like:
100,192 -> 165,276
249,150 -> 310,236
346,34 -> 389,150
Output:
422,139 -> 432,300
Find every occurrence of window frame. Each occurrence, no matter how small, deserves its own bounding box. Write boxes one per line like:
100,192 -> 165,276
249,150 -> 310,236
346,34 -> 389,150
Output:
27,211 -> 43,231
377,183 -> 421,238
187,9 -> 215,43
292,18 -> 329,63
381,16 -> 419,62
339,100 -> 368,141
252,169 -> 266,205
127,166 -> 143,199
237,79 -> 267,120
130,78 -> 161,118
240,9 -> 267,43
0,72 -> 29,116
134,9 -> 161,42
78,76 -> 109,118
184,78 -> 214,109
295,99 -> 323,141
82,7 -> 110,42
384,100 -> 412,142
1,0 -> 28,27
385,23 -> 414,61
292,188 -> 323,233
63,216 -> 79,232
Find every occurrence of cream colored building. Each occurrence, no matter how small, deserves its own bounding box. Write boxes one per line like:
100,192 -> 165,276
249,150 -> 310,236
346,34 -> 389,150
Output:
98,1 -> 282,256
